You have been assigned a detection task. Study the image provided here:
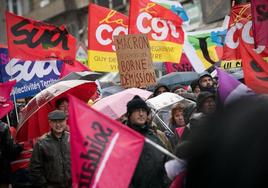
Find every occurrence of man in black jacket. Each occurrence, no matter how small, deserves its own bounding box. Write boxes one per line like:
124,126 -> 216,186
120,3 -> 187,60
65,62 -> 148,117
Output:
126,96 -> 170,188
29,110 -> 71,188
0,120 -> 23,188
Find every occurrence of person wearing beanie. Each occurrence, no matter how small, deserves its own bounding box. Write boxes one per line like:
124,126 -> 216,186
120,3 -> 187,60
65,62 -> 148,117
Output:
198,71 -> 216,94
126,96 -> 171,188
196,91 -> 216,115
187,91 -> 216,135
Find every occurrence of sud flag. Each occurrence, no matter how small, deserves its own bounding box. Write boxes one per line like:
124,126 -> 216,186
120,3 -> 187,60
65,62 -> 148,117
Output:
240,38 -> 268,93
88,4 -> 128,72
128,0 -> 184,64
5,12 -> 76,62
68,95 -> 145,188
251,0 -> 268,46
0,80 -> 16,119
216,67 -> 255,105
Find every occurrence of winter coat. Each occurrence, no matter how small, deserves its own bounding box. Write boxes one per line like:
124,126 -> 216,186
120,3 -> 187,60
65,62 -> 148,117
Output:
29,131 -> 71,188
0,121 -> 23,184
128,123 -> 171,188
169,125 -> 191,150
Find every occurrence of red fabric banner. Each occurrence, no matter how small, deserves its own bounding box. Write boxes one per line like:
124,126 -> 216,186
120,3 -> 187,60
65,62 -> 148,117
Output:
165,53 -> 194,73
222,3 -> 268,69
60,60 -> 90,78
68,95 -> 145,188
240,39 -> 268,93
0,80 -> 16,119
128,0 -> 184,43
251,0 -> 268,46
88,3 -> 128,52
5,12 -> 76,61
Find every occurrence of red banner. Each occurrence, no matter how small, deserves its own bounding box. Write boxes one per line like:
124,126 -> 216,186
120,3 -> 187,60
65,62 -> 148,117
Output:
68,95 -> 145,188
60,60 -> 90,78
165,53 -> 194,73
129,0 -> 183,43
222,3 -> 268,69
88,4 -> 128,52
0,80 -> 16,119
5,12 -> 76,61
251,0 -> 268,46
88,4 -> 128,72
240,38 -> 268,93
128,0 -> 184,63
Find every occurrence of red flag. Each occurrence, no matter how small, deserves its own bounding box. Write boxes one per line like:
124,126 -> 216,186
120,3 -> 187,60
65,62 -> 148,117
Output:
240,39 -> 268,93
60,60 -> 90,78
128,0 -> 184,63
129,0 -> 184,38
0,80 -> 16,119
88,3 -> 128,72
251,0 -> 268,46
5,12 -> 76,62
68,95 -> 145,188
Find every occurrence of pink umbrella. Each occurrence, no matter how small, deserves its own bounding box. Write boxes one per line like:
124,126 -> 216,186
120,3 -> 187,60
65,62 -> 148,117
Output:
16,80 -> 97,142
92,88 -> 152,119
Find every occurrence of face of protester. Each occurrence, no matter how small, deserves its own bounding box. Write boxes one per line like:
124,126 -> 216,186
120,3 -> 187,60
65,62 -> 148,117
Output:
201,97 -> 216,114
174,110 -> 186,127
156,87 -> 168,96
194,85 -> 201,97
58,100 -> 69,117
49,119 -> 67,138
199,76 -> 213,88
129,108 -> 148,126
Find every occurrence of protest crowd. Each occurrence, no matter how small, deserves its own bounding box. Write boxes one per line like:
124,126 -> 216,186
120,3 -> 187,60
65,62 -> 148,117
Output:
2,0 -> 268,187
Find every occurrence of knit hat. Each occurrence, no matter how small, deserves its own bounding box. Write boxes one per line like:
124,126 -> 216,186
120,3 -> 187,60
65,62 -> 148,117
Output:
127,95 -> 150,115
196,91 -> 215,112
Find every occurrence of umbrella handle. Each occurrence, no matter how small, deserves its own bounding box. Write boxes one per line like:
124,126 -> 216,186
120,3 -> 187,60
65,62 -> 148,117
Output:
151,110 -> 174,135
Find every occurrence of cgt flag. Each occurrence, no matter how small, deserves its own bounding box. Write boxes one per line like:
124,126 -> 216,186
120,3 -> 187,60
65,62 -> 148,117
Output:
5,12 -> 76,62
0,80 -> 16,119
251,0 -> 268,46
88,3 -> 128,72
129,0 -> 184,64
68,95 -> 145,188
240,38 -> 268,93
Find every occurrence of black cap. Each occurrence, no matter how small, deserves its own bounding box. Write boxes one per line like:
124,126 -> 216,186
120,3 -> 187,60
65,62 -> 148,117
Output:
48,110 -> 66,120
127,95 -> 150,115
196,92 -> 215,112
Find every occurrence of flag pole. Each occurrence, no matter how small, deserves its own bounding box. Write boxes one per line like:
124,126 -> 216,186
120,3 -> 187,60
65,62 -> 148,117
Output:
145,138 -> 184,162
6,114 -> 10,127
232,0 -> 235,7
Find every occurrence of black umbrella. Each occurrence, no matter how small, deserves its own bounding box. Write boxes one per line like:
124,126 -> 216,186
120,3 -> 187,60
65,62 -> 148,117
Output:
157,72 -> 199,89
58,71 -> 103,82
101,85 -> 125,98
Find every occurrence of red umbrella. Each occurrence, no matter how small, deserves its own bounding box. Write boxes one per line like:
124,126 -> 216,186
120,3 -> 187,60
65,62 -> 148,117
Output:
16,80 -> 97,142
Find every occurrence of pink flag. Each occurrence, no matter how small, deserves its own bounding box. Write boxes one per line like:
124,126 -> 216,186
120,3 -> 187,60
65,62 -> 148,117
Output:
251,0 -> 268,46
68,95 -> 145,188
0,80 -> 16,118
60,60 -> 90,78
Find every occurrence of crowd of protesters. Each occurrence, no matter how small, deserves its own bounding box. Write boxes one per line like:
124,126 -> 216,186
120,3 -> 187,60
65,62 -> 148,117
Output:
1,70 -> 268,188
